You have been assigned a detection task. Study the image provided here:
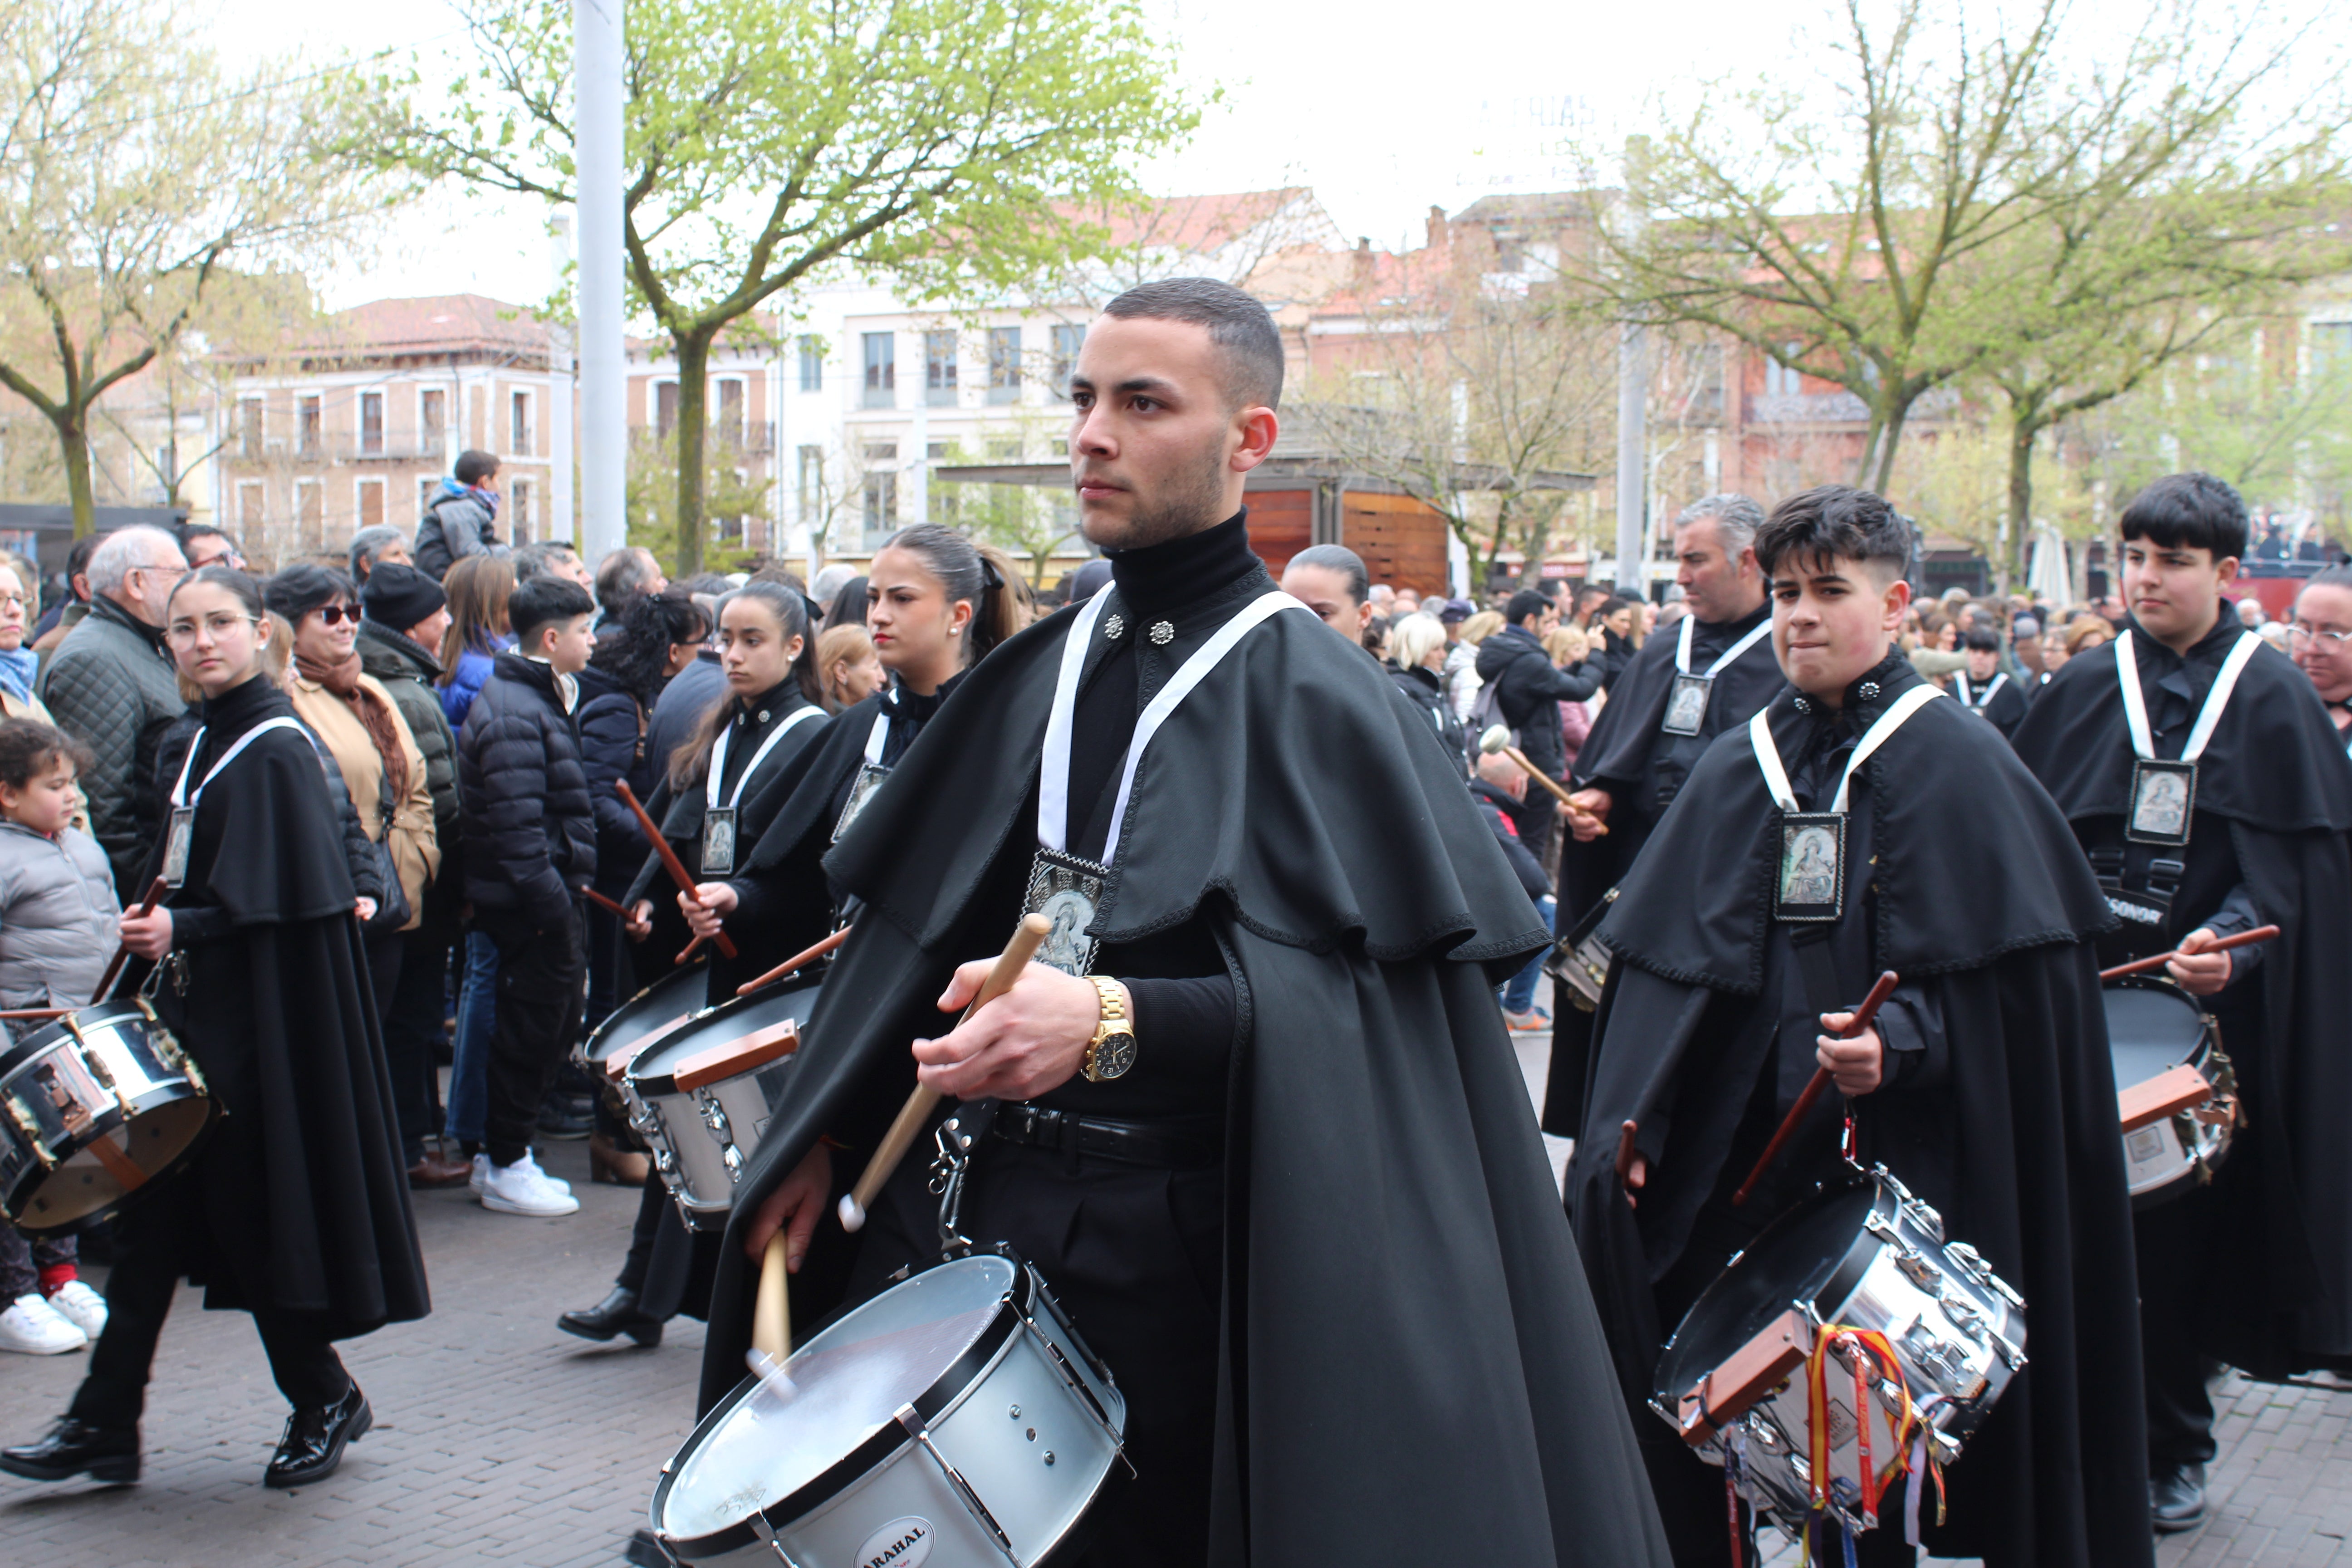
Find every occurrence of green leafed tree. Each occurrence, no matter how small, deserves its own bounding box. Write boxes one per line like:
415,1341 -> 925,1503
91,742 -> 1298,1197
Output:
0,0 -> 390,535
369,0 -> 1198,577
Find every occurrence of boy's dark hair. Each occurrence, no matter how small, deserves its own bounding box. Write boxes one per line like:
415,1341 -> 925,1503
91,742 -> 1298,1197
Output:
454,450 -> 500,487
508,577 -> 594,648
1505,589 -> 1552,627
1754,485 -> 1911,580
0,718 -> 93,792
2118,471 -> 2249,561
1962,626 -> 2002,654
1099,277 -> 1285,410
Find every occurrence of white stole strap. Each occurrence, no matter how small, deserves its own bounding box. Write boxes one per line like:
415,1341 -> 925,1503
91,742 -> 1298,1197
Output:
1749,683 -> 1943,814
2116,628 -> 2259,763
707,703 -> 825,811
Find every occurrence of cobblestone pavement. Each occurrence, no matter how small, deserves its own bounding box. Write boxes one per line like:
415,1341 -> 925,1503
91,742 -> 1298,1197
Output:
0,1018 -> 2344,1565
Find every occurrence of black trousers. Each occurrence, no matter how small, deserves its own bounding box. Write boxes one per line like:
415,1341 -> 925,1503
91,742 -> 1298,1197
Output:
479,907 -> 585,1169
2137,1190 -> 2220,1469
382,927 -> 450,1162
67,1179 -> 349,1429
848,1132 -> 1222,1568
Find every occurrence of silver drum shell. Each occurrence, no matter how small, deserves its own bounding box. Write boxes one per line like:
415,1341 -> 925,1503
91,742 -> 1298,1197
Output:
627,980 -> 826,1233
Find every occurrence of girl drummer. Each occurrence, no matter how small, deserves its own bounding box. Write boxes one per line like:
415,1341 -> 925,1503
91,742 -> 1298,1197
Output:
0,567 -> 427,1491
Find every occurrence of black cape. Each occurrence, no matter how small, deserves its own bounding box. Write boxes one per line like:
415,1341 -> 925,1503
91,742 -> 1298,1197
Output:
1954,669 -> 2031,737
142,674 -> 429,1338
1547,603 -> 1782,1133
623,686 -> 835,998
1573,661 -> 2151,1567
2012,622 -> 2352,1371
704,593 -> 1671,1565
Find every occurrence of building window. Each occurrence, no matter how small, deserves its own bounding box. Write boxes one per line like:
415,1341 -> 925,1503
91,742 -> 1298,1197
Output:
1764,348 -> 1802,400
239,398 -> 264,459
293,480 -> 321,544
359,392 -> 384,456
862,442 -> 898,541
510,478 -> 533,543
1050,324 -> 1084,399
420,387 -> 447,447
297,395 -> 322,458
716,379 -> 745,446
862,333 -> 896,408
799,336 -> 824,393
797,445 -> 824,518
925,331 -> 957,407
656,381 -> 679,440
2317,322 -> 2352,375
988,328 -> 1021,404
356,477 -> 385,533
510,390 -> 531,456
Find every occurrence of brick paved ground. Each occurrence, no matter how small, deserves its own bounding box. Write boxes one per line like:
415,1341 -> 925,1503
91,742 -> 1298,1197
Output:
0,1013 -> 2343,1565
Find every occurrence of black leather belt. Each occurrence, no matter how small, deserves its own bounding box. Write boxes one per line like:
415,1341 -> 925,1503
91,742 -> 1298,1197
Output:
991,1104 -> 1223,1169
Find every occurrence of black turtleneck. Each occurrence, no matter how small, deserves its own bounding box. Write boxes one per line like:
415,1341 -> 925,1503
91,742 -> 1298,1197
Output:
1104,509 -> 1259,620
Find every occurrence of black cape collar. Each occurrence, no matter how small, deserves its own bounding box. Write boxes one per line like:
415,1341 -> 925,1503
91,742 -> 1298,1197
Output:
1600,650 -> 2110,992
1103,509 -> 1256,621
197,669 -> 295,745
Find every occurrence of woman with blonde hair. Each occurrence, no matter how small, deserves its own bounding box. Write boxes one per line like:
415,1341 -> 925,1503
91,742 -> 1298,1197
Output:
815,622 -> 884,713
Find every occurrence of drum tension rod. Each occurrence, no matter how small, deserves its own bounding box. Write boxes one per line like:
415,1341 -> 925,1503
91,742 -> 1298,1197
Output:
896,1406 -> 1019,1562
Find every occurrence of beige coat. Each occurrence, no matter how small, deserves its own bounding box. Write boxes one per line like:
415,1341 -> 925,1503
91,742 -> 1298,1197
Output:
287,670 -> 439,930
0,685 -> 57,726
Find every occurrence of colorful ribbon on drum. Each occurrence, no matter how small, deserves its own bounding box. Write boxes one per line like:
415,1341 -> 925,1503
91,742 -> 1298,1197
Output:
1796,1323 -> 1944,1564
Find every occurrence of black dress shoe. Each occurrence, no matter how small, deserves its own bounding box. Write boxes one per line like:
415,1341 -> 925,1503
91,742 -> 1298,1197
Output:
0,1417 -> 140,1484
2152,1460 -> 2207,1533
265,1384 -> 371,1488
559,1286 -> 663,1346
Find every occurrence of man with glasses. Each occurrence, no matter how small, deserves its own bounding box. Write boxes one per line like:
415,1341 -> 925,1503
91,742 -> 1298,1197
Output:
34,526 -> 191,899
2289,565 -> 2352,756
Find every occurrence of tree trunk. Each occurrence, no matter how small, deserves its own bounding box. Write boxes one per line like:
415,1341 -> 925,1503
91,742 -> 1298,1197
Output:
1869,396 -> 1912,495
2007,412 -> 2040,591
671,332 -> 713,578
59,409 -> 97,539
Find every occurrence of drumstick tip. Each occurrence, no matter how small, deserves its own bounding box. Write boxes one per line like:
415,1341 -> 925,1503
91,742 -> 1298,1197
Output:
837,1193 -> 865,1232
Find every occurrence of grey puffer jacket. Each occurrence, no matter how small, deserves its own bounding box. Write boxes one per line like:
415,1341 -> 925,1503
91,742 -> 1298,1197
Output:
415,489 -> 504,581
0,820 -> 120,1012
35,594 -> 190,900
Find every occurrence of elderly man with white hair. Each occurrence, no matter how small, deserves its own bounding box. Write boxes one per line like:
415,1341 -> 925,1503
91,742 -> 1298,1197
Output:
34,525 -> 190,898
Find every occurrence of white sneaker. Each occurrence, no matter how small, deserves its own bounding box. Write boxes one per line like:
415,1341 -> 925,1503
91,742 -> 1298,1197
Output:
0,1293 -> 88,1354
480,1157 -> 580,1217
44,1279 -> 107,1339
513,1150 -> 573,1195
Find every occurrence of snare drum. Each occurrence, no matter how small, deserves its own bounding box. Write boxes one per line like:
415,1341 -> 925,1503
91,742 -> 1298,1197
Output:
627,977 -> 825,1230
652,1250 -> 1125,1567
2105,978 -> 2236,1208
1652,1167 -> 2027,1539
1543,887 -> 1618,1012
0,1000 -> 216,1235
581,961 -> 712,1127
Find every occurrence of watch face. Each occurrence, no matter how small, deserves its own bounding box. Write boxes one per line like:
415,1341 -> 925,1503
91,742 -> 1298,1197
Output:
1093,1031 -> 1137,1081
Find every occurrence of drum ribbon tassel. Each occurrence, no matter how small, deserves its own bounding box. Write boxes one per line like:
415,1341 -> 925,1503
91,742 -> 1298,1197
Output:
1803,1325 -> 1931,1541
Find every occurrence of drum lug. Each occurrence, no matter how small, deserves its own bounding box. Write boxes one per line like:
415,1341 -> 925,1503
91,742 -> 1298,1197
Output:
894,1404 -> 1019,1562
4,1096 -> 57,1170
1017,1308 -> 1132,1476
744,1509 -> 811,1568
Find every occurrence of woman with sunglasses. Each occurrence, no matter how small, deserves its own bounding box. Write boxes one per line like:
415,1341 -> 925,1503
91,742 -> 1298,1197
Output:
0,567 -> 427,1493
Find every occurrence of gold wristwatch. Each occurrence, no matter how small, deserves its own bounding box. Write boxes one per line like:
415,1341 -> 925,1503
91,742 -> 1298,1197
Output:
1081,975 -> 1137,1082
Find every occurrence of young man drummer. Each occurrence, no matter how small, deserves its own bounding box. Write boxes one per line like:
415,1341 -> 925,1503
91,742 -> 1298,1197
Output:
2010,473 -> 2352,1534
1953,627 -> 2029,737
1571,485 -> 2151,1566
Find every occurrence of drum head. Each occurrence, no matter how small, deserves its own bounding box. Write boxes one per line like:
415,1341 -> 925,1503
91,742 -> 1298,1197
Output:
584,961 -> 710,1069
658,1254 -> 1019,1540
2105,980 -> 2208,1092
630,978 -> 824,1098
1653,1182 -> 1877,1409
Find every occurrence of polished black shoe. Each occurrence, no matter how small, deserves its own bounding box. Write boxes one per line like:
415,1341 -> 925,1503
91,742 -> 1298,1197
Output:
0,1417 -> 140,1484
265,1384 -> 371,1488
559,1286 -> 663,1346
2151,1461 -> 2207,1533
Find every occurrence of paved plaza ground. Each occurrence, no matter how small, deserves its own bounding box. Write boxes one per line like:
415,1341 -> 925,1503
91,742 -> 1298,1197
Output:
0,1024 -> 2346,1564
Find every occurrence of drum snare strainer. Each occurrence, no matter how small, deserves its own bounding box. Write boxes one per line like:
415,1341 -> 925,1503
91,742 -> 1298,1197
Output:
652,1250 -> 1126,1567
1652,1167 -> 2027,1541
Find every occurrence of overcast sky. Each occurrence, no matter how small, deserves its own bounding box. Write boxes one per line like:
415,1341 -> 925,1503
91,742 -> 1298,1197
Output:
206,0 -> 2328,313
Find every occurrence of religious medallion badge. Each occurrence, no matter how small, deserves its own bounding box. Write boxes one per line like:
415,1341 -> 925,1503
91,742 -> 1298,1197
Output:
1661,672 -> 1712,737
1024,848 -> 1108,977
2125,759 -> 2197,848
1773,811 -> 1847,923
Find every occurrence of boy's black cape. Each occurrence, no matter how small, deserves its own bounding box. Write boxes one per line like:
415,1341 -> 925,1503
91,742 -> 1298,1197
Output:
1573,664 -> 2151,1566
701,596 -> 1671,1564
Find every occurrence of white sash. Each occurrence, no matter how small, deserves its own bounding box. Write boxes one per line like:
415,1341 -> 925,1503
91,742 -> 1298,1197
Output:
2115,627 -> 2259,764
169,718 -> 309,813
1749,684 -> 1942,813
1675,611 -> 1773,677
1955,671 -> 2008,709
1036,590 -> 1308,858
706,702 -> 825,811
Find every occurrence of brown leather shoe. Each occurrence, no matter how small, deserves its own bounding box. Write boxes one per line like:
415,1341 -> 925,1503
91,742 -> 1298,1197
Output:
407,1153 -> 473,1188
588,1131 -> 650,1187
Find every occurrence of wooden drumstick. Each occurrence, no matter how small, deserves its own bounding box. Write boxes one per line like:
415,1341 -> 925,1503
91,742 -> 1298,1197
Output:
837,913 -> 1052,1234
737,926 -> 852,996
751,1230 -> 792,1361
0,1008 -> 69,1021
1733,969 -> 1900,1208
1477,725 -> 1606,835
617,782 -> 737,960
581,887 -> 628,917
91,876 -> 170,1005
2098,924 -> 2279,982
